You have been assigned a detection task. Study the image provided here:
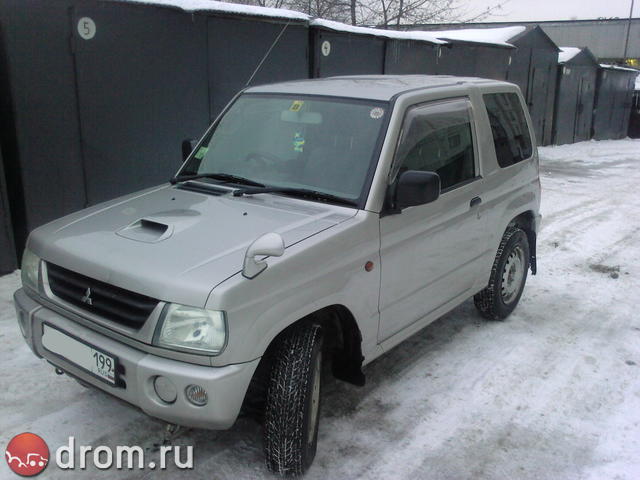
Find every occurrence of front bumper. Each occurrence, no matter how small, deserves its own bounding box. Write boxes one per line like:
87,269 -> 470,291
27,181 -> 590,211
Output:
14,288 -> 259,430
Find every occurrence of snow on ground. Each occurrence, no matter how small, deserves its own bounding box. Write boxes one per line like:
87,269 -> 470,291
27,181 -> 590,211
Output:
1,138 -> 640,479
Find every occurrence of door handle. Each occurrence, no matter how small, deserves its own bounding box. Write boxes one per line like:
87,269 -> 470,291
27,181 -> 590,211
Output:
470,196 -> 482,208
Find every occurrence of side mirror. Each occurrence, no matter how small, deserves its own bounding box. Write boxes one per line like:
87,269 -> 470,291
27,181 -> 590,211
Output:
242,232 -> 285,279
181,138 -> 197,162
395,170 -> 440,209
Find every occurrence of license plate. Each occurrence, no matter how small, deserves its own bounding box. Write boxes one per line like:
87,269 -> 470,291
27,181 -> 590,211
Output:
42,324 -> 117,385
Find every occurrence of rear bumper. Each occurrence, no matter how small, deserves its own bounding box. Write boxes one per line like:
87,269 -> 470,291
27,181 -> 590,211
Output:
14,288 -> 259,430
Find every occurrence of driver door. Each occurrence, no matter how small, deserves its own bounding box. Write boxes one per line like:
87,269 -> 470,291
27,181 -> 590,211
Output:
378,98 -> 488,342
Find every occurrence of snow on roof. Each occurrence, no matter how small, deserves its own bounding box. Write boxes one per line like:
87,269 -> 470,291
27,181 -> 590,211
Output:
426,26 -> 526,47
310,19 -> 447,44
111,0 -> 310,20
600,63 -> 640,74
558,47 -> 581,64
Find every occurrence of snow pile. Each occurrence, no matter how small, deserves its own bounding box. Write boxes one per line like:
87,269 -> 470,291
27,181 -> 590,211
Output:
558,47 -> 581,64
111,0 -> 310,20
427,26 -> 525,47
310,19 -> 446,44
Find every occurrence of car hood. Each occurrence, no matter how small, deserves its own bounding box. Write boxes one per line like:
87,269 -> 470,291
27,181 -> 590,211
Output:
29,184 -> 356,307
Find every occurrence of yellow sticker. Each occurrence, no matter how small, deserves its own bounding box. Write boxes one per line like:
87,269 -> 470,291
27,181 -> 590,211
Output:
289,100 -> 304,112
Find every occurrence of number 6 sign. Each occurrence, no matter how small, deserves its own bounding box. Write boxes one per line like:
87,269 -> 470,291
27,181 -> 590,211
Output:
77,17 -> 96,40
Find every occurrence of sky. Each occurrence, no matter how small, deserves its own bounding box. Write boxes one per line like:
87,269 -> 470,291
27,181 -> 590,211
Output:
464,0 -> 637,22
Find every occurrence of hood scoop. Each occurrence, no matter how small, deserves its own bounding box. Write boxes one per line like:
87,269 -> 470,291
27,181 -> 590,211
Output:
116,218 -> 174,243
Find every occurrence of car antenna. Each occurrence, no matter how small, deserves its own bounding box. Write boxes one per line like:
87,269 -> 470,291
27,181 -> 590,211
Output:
245,20 -> 291,87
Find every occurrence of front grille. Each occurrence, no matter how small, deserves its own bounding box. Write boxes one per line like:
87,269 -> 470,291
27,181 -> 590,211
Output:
46,263 -> 159,329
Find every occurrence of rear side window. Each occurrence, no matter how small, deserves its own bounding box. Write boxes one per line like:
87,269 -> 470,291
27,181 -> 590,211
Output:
392,98 -> 476,191
483,93 -> 532,168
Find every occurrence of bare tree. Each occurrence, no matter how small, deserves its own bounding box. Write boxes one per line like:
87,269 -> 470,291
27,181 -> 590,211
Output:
227,0 -> 506,26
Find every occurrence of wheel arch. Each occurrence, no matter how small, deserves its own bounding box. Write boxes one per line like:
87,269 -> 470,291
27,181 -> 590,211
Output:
241,304 -> 365,421
506,210 -> 537,274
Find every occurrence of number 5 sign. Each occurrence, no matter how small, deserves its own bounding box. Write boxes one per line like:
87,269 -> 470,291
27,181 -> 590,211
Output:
77,17 -> 96,40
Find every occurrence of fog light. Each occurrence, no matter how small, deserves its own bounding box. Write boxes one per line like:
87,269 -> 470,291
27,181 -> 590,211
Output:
185,384 -> 208,406
153,376 -> 177,404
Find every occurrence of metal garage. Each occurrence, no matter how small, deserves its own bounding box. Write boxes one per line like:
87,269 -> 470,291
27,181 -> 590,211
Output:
504,26 -> 560,146
0,0 -> 86,254
592,65 -> 639,140
435,41 -> 513,80
0,0 -> 310,255
310,20 -> 386,77
552,47 -> 599,145
414,25 -> 560,145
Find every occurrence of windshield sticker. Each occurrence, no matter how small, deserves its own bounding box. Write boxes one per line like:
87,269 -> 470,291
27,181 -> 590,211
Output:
289,100 -> 304,112
293,132 -> 305,152
194,146 -> 209,160
370,107 -> 384,119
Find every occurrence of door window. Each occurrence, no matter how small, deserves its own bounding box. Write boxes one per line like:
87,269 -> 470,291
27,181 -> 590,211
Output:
483,92 -> 533,168
391,98 -> 477,191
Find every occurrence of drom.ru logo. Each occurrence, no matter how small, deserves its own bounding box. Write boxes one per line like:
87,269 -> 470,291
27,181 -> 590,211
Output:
5,433 -> 49,476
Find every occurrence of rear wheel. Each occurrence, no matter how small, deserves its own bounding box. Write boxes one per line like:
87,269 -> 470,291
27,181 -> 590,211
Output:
263,323 -> 323,476
474,227 -> 530,320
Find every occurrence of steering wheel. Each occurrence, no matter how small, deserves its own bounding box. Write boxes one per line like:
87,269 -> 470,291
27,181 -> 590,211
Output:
244,151 -> 283,169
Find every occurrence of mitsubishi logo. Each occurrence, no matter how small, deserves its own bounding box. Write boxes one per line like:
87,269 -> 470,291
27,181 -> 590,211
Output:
81,287 -> 93,306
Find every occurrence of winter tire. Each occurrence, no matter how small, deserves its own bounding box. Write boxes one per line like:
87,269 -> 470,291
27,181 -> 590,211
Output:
474,227 -> 530,320
264,323 -> 323,476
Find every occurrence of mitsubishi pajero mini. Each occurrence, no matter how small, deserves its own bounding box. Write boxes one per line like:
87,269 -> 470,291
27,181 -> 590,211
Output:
14,75 -> 541,476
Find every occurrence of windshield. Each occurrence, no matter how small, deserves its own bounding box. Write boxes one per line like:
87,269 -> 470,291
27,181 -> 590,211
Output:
180,94 -> 389,205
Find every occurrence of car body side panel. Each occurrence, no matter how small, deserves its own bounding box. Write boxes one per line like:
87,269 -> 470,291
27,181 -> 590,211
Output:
205,210 -> 384,367
471,85 -> 541,283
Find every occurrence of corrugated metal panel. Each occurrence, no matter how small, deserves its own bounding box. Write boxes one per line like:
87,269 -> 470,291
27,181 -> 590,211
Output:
311,29 -> 385,77
0,0 -> 86,254
593,67 -> 638,139
384,39 -> 439,75
553,52 -> 598,145
208,18 -> 309,118
72,2 -> 210,205
0,146 -> 17,273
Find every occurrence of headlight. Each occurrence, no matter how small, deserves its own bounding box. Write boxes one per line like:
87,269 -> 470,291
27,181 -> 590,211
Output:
155,304 -> 227,355
21,249 -> 41,292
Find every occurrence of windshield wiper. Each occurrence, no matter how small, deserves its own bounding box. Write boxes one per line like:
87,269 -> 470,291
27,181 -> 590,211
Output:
233,186 -> 358,207
170,172 -> 265,187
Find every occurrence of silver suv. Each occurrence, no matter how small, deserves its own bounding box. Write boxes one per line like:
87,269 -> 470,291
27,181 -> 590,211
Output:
14,75 -> 540,476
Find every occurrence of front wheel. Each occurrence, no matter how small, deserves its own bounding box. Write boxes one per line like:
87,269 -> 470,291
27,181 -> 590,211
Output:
263,323 -> 323,476
474,227 -> 530,320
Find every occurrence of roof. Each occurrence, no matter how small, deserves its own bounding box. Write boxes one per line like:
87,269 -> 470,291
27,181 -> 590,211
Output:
403,18 -> 640,28
557,46 -> 599,66
310,19 -> 446,44
600,64 -> 640,74
558,47 -> 582,63
246,75 -> 508,101
108,0 -> 310,20
424,26 -> 526,47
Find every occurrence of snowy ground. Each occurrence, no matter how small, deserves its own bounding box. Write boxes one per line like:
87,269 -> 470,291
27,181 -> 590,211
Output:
1,138 -> 639,479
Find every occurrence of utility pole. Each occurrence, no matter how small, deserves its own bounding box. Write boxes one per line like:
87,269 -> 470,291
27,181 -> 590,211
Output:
623,0 -> 635,62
